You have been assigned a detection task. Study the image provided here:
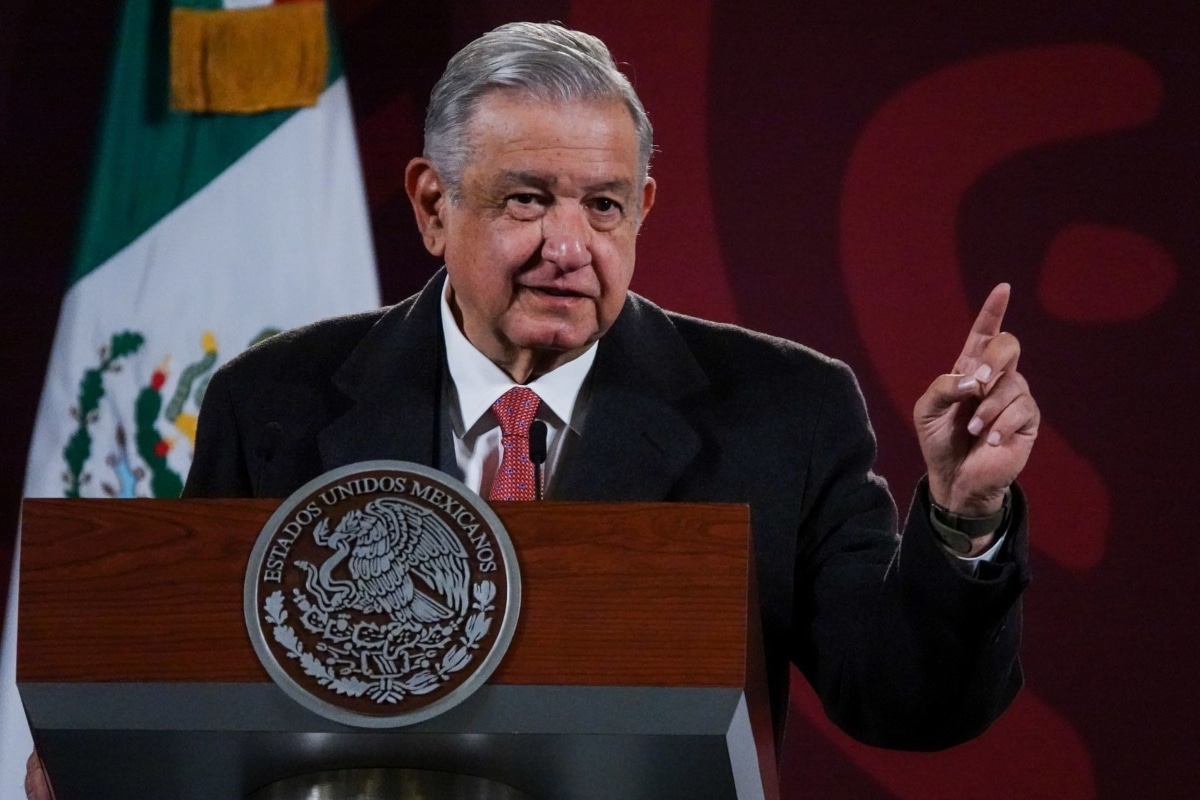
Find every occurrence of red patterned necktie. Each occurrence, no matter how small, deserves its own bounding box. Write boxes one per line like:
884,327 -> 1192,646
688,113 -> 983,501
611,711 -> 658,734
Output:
488,387 -> 541,501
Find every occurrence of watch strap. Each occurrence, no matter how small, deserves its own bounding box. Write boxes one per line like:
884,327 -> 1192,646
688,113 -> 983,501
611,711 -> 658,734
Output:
930,489 -> 1012,555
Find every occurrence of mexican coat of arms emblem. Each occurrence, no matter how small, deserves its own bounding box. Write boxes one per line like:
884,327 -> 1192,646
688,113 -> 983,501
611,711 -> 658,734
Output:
244,461 -> 521,727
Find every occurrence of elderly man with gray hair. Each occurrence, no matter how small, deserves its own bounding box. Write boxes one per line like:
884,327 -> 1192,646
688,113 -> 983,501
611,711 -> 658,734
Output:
190,16 -> 1037,749
28,20 -> 1038,797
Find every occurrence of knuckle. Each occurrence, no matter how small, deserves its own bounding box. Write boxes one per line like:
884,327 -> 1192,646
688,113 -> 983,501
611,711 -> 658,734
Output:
986,331 -> 1018,356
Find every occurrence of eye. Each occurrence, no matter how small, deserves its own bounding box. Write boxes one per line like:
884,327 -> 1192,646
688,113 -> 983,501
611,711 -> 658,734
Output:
506,193 -> 547,220
591,197 -> 621,214
586,197 -> 626,230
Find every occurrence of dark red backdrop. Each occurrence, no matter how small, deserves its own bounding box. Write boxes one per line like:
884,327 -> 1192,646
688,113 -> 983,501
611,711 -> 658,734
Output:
2,1 -> 1196,797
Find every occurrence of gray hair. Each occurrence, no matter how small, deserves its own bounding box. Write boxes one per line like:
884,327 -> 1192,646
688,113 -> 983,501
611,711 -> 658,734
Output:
424,22 -> 654,198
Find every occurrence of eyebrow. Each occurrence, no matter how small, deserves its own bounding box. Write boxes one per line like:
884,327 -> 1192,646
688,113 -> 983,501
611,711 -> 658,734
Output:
497,171 -> 635,196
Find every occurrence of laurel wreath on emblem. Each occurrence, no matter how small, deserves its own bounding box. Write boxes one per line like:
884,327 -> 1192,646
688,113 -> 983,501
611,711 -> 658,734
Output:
264,581 -> 496,703
260,497 -> 498,705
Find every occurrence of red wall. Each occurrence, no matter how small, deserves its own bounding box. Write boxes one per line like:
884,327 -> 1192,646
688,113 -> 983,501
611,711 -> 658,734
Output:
2,1 -> 1196,796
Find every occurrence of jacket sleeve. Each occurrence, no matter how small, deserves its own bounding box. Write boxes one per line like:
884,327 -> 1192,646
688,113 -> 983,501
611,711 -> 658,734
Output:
182,364 -> 253,498
791,360 -> 1030,750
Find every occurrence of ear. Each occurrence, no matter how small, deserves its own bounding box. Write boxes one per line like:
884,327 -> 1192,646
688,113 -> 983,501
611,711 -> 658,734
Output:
638,176 -> 657,225
405,157 -> 449,257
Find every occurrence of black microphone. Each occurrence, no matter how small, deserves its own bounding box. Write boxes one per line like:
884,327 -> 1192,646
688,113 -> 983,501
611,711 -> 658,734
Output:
254,422 -> 282,497
529,420 -> 548,501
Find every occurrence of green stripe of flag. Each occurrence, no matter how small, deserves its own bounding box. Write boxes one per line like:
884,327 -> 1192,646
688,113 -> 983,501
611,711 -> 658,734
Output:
71,0 -> 345,286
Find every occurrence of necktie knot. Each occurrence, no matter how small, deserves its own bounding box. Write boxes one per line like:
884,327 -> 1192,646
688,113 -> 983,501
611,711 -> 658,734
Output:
491,387 -> 540,437
488,387 -> 542,502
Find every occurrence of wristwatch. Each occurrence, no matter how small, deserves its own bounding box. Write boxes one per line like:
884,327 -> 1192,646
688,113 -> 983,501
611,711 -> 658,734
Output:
929,490 -> 1012,555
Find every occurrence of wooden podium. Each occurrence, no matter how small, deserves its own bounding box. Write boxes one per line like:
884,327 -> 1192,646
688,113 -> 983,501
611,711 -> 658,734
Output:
18,499 -> 779,800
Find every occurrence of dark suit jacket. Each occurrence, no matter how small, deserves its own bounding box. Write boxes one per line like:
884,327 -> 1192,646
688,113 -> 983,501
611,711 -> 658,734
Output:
185,271 -> 1029,751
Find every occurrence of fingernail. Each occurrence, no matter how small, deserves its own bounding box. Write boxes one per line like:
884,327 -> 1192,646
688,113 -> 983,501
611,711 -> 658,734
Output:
974,364 -> 993,383
968,416 -> 983,435
956,376 -> 977,393
987,430 -> 1002,446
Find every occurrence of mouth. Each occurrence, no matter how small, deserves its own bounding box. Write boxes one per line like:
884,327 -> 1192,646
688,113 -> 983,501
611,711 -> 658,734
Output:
522,285 -> 593,300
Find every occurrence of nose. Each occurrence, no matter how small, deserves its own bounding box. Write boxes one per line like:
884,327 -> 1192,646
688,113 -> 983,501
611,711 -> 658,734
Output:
541,203 -> 591,271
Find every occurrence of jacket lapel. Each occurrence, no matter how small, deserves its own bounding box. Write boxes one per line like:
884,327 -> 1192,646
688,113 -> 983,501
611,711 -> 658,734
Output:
553,294 -> 708,501
318,278 -> 708,500
318,272 -> 446,471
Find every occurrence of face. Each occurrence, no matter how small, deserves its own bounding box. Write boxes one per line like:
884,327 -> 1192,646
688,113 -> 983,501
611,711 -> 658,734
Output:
406,91 -> 656,382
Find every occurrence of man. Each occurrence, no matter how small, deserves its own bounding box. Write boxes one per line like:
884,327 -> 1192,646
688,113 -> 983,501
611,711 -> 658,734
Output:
183,21 -> 1038,752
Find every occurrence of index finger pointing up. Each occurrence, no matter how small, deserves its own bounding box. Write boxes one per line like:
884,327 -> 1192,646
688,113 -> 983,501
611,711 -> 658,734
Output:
955,283 -> 1011,371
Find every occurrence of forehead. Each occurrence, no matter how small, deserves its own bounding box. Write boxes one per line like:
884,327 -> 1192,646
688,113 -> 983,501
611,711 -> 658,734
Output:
461,91 -> 641,187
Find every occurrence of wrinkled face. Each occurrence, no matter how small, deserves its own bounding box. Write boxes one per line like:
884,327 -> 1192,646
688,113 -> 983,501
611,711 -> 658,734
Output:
408,91 -> 655,380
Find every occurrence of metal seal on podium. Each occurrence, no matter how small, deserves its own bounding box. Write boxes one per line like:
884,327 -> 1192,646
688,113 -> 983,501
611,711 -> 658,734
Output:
244,461 -> 521,727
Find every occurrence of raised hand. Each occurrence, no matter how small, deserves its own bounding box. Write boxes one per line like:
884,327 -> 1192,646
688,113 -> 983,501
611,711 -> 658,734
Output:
914,283 -> 1040,520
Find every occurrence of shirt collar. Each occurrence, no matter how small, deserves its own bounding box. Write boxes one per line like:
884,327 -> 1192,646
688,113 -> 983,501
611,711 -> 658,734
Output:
440,276 -> 597,436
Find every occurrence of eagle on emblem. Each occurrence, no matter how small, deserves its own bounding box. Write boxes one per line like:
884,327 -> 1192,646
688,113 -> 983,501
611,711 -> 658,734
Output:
296,498 -> 470,625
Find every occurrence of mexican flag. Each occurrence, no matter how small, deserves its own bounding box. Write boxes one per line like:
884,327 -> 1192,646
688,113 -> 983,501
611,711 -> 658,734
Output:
3,0 -> 379,791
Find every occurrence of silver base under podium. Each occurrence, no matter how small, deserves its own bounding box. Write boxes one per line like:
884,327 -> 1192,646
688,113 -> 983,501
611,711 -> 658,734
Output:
248,769 -> 532,800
